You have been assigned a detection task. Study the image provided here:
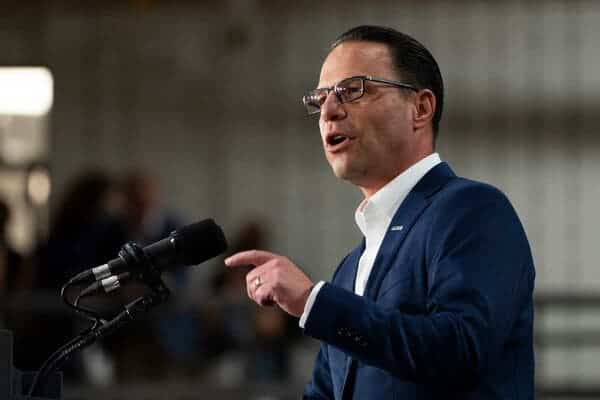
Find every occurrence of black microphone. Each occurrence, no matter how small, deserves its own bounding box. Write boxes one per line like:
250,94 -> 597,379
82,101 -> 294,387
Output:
71,219 -> 228,285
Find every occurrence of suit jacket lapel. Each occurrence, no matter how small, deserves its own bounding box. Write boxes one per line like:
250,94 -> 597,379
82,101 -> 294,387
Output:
363,162 -> 456,300
338,240 -> 364,292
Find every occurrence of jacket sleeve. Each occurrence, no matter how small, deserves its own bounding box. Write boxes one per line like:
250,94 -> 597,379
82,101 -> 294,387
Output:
303,187 -> 535,386
303,343 -> 334,400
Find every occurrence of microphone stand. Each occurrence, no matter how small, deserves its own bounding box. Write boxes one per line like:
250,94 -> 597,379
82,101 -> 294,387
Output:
28,242 -> 171,398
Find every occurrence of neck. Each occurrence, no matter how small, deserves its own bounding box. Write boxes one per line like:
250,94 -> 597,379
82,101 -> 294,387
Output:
359,182 -> 388,199
358,152 -> 434,200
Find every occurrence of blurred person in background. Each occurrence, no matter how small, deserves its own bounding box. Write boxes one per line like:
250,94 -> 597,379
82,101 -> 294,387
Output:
0,198 -> 28,331
122,170 -> 183,247
211,221 -> 265,356
36,170 -> 127,290
226,25 -> 535,399
210,220 -> 298,384
16,170 -> 128,382
108,170 -> 195,379
0,198 -> 26,295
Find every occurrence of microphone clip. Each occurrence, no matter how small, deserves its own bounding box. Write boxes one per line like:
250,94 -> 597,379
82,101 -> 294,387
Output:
118,241 -> 170,302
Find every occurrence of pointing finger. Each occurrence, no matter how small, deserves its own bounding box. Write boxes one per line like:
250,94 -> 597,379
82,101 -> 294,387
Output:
225,250 -> 277,267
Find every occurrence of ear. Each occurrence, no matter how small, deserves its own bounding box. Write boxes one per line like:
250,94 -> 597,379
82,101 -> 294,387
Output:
412,89 -> 436,131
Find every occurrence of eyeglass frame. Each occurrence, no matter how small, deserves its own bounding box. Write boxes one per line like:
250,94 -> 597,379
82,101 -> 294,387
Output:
302,75 -> 419,115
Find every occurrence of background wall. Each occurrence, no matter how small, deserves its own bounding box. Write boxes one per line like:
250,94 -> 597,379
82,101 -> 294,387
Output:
1,0 -> 599,398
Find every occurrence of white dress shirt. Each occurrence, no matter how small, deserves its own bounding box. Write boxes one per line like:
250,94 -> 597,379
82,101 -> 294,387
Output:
299,153 -> 442,328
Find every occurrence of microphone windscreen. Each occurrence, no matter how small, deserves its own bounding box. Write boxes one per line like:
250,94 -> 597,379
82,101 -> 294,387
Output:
173,219 -> 228,266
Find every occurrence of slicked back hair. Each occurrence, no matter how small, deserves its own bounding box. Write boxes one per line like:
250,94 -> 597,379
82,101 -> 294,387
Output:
330,25 -> 444,142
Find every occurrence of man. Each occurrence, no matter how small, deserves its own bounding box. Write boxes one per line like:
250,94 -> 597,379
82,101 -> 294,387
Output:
225,25 -> 535,399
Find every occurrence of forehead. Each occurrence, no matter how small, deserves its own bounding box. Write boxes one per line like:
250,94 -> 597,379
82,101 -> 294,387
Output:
319,41 -> 396,87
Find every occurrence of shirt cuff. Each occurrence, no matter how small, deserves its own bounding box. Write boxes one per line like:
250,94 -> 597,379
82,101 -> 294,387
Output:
299,281 -> 325,329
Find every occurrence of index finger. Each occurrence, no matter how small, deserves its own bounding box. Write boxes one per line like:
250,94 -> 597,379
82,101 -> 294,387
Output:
224,249 -> 277,267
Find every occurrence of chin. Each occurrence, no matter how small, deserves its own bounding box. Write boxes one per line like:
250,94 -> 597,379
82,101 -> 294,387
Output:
330,163 -> 363,182
329,160 -> 348,178
330,167 -> 345,179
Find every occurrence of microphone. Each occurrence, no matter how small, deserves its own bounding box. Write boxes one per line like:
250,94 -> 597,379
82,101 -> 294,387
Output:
71,219 -> 228,285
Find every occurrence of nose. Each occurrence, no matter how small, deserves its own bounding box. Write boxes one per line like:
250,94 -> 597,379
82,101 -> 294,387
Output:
320,91 -> 346,122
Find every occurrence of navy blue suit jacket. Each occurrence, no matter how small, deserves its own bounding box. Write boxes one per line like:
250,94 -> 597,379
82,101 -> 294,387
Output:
303,163 -> 535,399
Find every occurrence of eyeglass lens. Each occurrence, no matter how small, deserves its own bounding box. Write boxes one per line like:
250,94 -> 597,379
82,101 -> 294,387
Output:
303,77 -> 364,114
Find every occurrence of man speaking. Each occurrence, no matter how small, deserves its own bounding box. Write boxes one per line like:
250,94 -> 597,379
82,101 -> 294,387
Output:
225,25 -> 535,399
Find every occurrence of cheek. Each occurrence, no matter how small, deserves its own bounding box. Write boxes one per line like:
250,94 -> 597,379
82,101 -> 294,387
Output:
318,120 -> 327,143
372,103 -> 404,128
374,104 -> 411,135
359,109 -> 392,142
364,119 -> 409,156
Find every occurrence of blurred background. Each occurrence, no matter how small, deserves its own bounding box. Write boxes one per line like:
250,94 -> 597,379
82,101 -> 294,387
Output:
0,1 -> 598,399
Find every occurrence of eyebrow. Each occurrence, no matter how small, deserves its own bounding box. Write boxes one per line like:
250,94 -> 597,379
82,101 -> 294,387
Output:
315,76 -> 353,90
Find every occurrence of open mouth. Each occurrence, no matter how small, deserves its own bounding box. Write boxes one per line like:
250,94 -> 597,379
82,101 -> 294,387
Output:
327,134 -> 350,147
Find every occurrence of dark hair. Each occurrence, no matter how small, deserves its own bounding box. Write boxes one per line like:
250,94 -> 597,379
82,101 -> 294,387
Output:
52,170 -> 115,235
330,25 -> 444,141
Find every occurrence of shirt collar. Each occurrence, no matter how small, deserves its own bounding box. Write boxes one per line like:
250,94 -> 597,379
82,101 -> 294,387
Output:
355,153 -> 442,237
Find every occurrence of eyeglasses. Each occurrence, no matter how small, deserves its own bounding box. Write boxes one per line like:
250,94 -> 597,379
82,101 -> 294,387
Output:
302,75 -> 418,115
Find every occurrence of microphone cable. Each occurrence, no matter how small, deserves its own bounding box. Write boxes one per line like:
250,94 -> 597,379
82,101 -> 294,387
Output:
61,274 -> 107,328
28,275 -> 109,396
